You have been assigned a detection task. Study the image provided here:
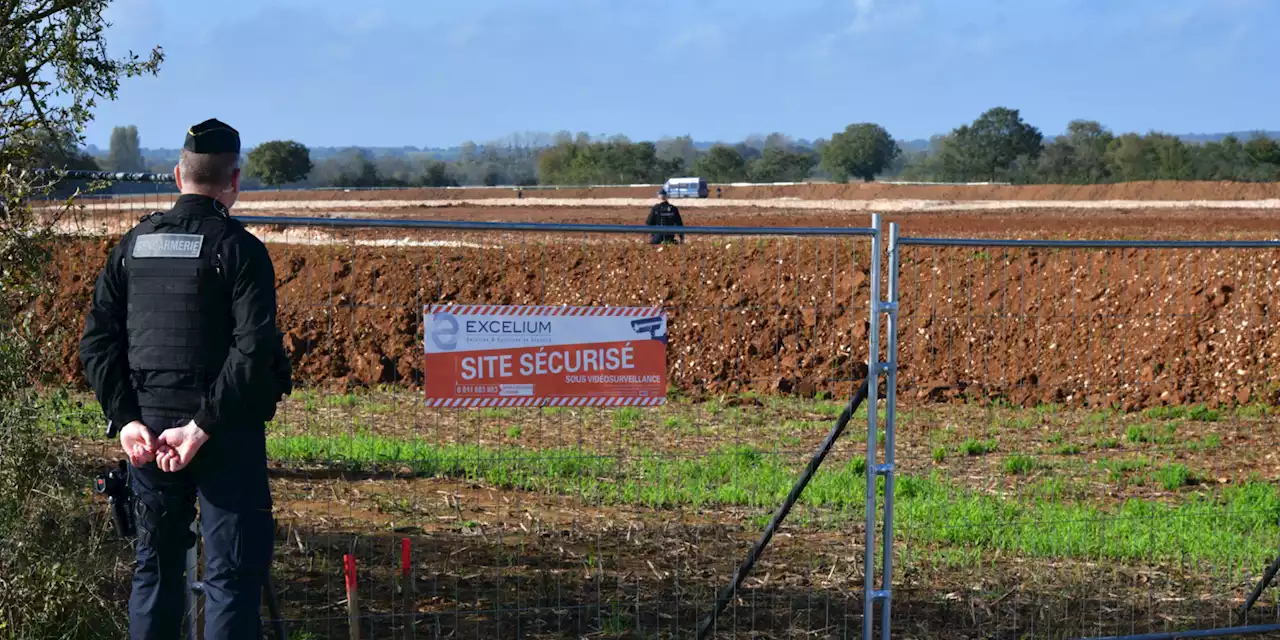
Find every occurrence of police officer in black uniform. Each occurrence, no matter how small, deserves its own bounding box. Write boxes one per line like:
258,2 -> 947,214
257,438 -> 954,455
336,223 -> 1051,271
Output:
79,118 -> 291,640
646,188 -> 685,245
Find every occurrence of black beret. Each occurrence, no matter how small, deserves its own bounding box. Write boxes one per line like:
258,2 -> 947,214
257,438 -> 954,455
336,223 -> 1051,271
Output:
183,118 -> 240,154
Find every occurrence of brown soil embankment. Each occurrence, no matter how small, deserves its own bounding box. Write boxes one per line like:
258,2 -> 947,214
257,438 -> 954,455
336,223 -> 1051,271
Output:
40,226 -> 1280,409
97,180 -> 1280,205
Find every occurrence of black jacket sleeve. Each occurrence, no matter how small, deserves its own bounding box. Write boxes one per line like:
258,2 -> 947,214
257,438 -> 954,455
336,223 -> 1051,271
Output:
646,205 -> 659,226
192,231 -> 286,434
79,235 -> 143,429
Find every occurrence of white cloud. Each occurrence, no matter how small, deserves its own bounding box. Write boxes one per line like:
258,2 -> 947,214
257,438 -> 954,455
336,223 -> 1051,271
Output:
350,9 -> 388,34
844,0 -> 921,35
806,0 -> 921,58
849,0 -> 878,34
665,24 -> 727,56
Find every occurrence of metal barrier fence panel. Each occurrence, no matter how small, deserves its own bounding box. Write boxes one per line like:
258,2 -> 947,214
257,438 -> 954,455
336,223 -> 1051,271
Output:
41,185 -> 896,639
894,237 -> 1280,639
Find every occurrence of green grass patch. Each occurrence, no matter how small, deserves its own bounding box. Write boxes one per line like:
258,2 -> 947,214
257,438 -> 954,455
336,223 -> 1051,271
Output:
1096,436 -> 1121,450
932,446 -> 947,463
1188,433 -> 1222,452
812,401 -> 843,419
1051,443 -> 1082,456
704,399 -> 724,416
1126,422 -> 1177,445
1237,403 -> 1271,419
612,407 -> 644,430
662,415 -> 691,431
1002,454 -> 1041,475
327,392 -> 363,408
1143,406 -> 1186,421
959,438 -> 997,456
479,407 -> 514,420
1187,404 -> 1222,422
1034,403 -> 1062,416
1152,464 -> 1195,491
261,432 -> 1280,566
1085,410 -> 1112,426
1099,457 -> 1152,482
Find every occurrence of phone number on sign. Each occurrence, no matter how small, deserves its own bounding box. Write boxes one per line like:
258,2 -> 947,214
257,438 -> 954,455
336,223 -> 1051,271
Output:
455,385 -> 500,394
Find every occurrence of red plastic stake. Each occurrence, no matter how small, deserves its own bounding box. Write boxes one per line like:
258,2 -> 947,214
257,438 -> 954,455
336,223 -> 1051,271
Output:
344,554 -> 360,640
400,538 -> 413,639
401,538 -> 411,577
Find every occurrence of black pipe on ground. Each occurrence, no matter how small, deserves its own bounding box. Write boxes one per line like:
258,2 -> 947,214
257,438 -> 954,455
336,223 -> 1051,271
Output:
695,378 -> 871,640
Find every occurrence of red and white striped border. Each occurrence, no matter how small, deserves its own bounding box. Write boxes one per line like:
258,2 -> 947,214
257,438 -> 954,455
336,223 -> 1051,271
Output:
426,397 -> 665,408
424,305 -> 662,317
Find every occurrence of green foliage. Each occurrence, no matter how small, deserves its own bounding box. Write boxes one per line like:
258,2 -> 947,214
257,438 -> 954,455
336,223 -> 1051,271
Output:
245,140 -> 313,187
14,127 -> 101,173
0,4 -> 162,636
106,125 -> 145,171
537,134 -> 679,185
309,147 -> 380,187
942,107 -> 1043,182
1245,134 -> 1280,165
693,144 -> 749,183
820,123 -> 900,182
1,403 -> 130,639
655,135 -> 699,168
1036,120 -> 1113,184
748,146 -> 817,182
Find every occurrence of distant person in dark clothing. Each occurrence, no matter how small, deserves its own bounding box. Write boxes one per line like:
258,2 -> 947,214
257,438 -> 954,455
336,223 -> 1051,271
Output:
646,189 -> 684,245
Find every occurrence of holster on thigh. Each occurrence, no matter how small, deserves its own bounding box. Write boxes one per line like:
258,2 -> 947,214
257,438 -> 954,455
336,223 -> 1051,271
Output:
134,492 -> 197,552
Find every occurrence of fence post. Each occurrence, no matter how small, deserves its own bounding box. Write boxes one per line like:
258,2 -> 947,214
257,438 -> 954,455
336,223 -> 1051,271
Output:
864,215 -> 882,640
879,222 -> 900,640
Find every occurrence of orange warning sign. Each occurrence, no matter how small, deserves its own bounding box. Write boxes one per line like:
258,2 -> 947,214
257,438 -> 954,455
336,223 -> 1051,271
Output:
423,305 -> 667,407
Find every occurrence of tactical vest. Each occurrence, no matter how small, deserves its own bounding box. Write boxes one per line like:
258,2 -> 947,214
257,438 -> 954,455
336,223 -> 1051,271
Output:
124,210 -> 238,414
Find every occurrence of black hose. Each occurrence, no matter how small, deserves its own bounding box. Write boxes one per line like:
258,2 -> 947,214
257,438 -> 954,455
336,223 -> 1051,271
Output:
1237,552 -> 1280,625
264,574 -> 288,640
695,378 -> 871,639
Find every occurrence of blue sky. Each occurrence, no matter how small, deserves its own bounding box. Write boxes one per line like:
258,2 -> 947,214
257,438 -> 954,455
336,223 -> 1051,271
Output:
88,0 -> 1279,149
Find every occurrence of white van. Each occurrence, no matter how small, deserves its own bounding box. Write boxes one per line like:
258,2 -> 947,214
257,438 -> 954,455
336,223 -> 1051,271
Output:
662,177 -> 709,199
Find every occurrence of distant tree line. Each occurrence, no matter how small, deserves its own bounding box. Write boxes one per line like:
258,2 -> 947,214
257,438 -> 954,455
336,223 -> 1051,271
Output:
34,111 -> 1280,188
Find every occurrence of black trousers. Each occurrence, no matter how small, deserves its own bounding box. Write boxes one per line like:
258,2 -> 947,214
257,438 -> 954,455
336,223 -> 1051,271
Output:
127,412 -> 274,640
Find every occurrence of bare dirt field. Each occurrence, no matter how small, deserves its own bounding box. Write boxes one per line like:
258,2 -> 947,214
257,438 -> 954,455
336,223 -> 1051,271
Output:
42,201 -> 1280,409
189,180 -> 1280,202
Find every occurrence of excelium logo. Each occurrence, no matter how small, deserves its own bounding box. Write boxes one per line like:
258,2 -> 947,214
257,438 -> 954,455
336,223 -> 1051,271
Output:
465,320 -> 552,335
430,313 -> 460,351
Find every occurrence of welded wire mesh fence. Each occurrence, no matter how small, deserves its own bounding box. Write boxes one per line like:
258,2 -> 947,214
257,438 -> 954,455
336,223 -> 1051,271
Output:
893,238 -> 1280,639
41,184 -> 891,639
44,177 -> 1280,639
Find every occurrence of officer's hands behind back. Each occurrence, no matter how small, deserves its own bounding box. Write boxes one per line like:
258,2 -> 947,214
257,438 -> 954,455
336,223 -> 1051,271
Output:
119,421 -> 159,467
155,421 -> 210,473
